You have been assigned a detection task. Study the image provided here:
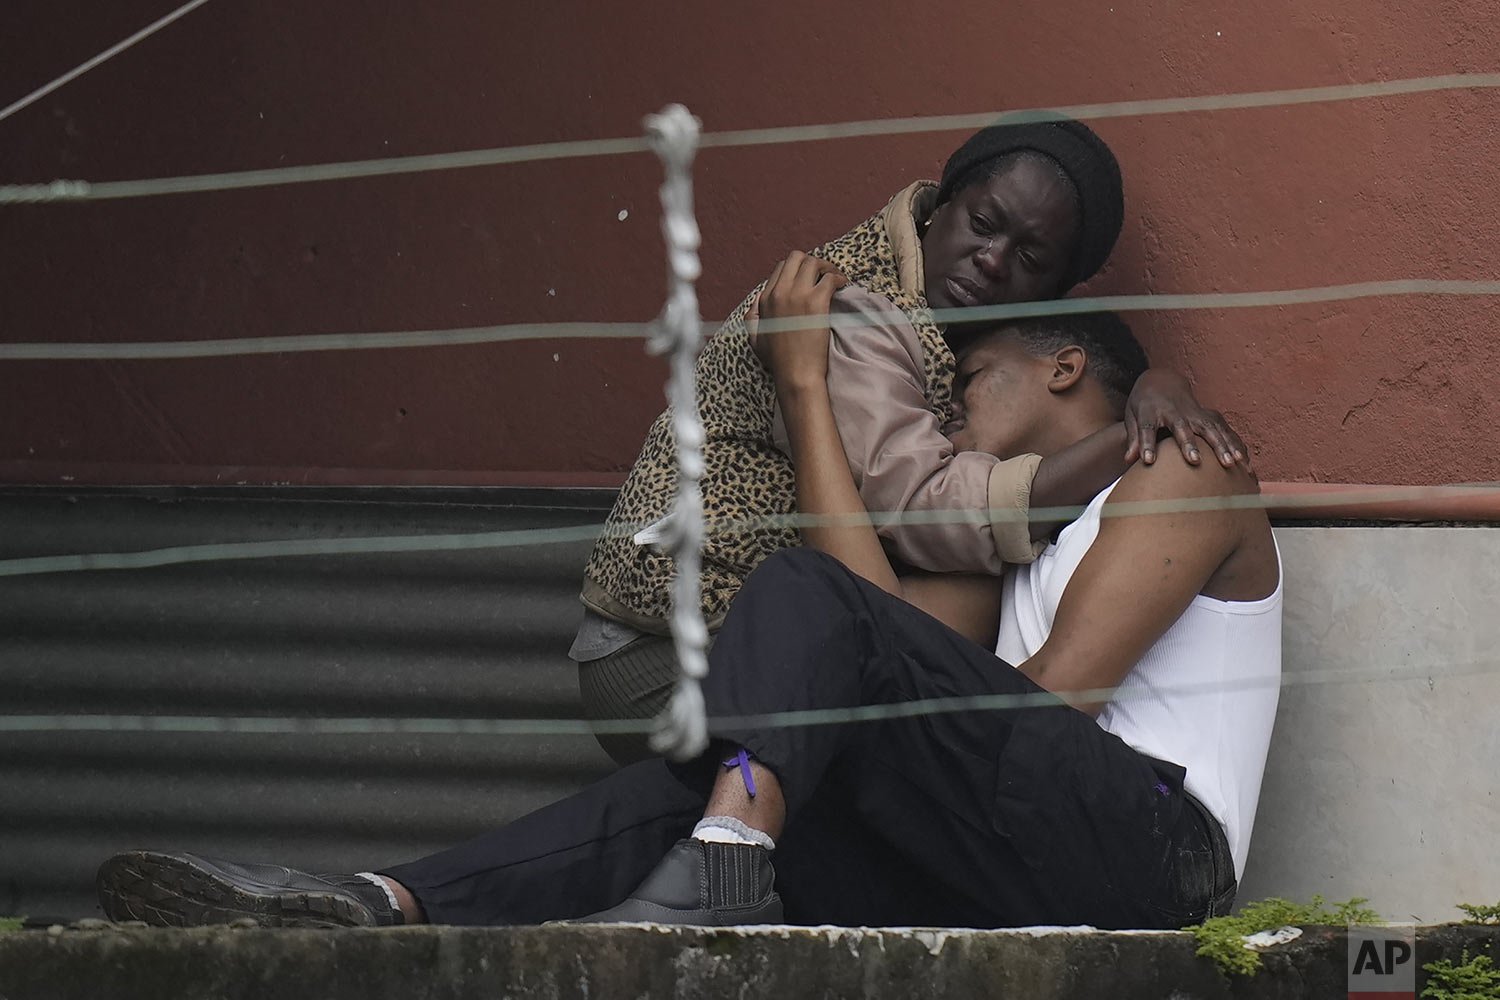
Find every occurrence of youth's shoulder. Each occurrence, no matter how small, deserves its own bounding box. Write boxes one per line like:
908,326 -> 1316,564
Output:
1099,446 -> 1277,602
1107,445 -> 1261,508
1105,434 -> 1279,601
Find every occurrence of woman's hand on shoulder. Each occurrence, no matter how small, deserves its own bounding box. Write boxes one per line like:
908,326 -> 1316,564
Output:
749,251 -> 848,390
1122,368 -> 1253,474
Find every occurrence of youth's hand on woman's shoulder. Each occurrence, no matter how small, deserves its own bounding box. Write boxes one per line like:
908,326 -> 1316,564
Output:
749,251 -> 848,388
1122,368 -> 1253,474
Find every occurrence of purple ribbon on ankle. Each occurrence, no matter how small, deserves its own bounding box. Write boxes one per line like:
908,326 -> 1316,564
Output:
721,747 -> 757,798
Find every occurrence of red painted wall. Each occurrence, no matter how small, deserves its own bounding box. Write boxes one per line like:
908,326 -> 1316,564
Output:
3,1 -> 1497,487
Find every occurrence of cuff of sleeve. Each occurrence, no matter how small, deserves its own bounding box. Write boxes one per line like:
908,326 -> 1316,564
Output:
987,453 -> 1046,564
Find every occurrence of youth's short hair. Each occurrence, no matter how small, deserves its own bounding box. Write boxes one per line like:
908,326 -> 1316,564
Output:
968,311 -> 1150,411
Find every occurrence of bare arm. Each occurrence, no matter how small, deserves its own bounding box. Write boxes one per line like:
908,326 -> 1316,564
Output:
1027,423 -> 1131,540
774,373 -> 900,595
1018,447 -> 1262,714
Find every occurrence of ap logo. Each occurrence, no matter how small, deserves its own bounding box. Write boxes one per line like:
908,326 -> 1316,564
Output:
1348,925 -> 1416,1000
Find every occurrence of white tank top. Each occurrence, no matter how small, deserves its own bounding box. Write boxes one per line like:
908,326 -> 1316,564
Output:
994,480 -> 1282,879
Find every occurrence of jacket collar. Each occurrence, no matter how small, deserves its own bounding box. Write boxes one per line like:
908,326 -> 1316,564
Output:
881,179 -> 939,302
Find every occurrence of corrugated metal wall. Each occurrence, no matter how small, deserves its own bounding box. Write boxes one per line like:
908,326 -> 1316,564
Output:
0,488 -> 618,920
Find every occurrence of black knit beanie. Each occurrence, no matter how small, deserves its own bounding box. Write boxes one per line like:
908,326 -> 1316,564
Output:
936,114 -> 1124,290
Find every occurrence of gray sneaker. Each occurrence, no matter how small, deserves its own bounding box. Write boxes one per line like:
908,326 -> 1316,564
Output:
576,839 -> 782,926
97,851 -> 401,928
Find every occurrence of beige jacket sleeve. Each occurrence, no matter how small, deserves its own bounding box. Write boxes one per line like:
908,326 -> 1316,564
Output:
771,284 -> 1045,572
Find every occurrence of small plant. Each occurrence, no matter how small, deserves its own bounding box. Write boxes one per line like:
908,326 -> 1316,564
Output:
1422,950 -> 1500,1000
1190,895 -> 1381,976
0,917 -> 22,933
1458,903 -> 1500,926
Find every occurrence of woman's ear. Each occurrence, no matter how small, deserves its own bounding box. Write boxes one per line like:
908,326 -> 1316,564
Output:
1047,345 -> 1088,394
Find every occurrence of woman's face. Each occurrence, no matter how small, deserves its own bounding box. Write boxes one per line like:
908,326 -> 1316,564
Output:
922,157 -> 1082,311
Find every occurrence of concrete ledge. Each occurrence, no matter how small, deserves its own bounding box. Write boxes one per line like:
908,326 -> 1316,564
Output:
2,923 -> 1497,1000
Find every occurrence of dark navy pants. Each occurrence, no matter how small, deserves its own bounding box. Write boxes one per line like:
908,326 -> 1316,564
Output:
383,549 -> 1236,928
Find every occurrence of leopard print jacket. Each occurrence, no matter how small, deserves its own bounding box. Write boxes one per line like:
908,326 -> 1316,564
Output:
581,182 -> 954,633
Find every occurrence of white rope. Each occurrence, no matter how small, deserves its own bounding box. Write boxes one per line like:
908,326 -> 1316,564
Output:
0,0 -> 214,124
3,72 -> 1499,203
641,104 -> 711,762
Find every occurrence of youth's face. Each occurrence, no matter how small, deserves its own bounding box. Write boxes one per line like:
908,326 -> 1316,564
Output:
943,336 -> 1054,459
922,158 -> 1082,311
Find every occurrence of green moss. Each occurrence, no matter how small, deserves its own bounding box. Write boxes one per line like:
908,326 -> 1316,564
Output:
704,934 -> 741,958
0,917 -> 22,933
1189,895 -> 1381,977
1458,903 -> 1500,926
1422,950 -> 1500,1000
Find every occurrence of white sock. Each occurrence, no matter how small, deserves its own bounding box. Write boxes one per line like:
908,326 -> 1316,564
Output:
353,871 -> 402,914
692,816 -> 776,851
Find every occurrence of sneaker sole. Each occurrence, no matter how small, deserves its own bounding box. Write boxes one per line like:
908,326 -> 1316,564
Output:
575,891 -> 785,926
97,851 -> 376,929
